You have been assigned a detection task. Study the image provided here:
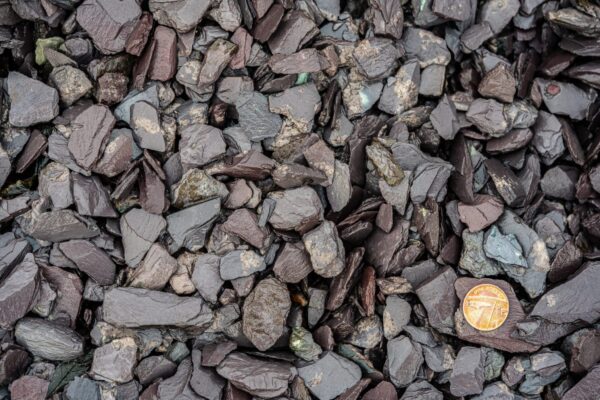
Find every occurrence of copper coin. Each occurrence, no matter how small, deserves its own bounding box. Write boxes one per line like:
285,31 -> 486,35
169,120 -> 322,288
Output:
462,283 -> 509,331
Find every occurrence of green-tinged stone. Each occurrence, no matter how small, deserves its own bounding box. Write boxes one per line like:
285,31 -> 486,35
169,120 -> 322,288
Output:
36,37 -> 65,65
1,178 -> 35,198
171,169 -> 229,208
483,225 -> 528,267
337,344 -> 384,381
296,72 -> 310,85
459,230 -> 502,278
483,348 -> 505,381
289,327 -> 322,361
366,141 -> 405,186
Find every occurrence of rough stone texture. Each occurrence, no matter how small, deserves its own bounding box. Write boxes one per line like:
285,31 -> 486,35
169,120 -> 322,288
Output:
298,352 -> 362,400
91,337 -> 138,383
386,336 -> 424,388
7,72 -> 59,127
103,287 -> 213,329
0,253 -> 39,329
76,0 -> 141,54
302,221 -> 345,278
120,208 -> 166,267
242,278 -> 291,351
216,352 -> 293,398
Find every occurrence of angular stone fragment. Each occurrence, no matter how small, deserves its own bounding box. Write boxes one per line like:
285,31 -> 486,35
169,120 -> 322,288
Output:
93,129 -> 135,177
64,377 -> 100,400
532,111 -> 565,166
91,337 -> 138,383
50,65 -> 93,106
563,364 -> 600,400
7,71 -> 59,127
366,141 -> 404,186
166,198 -> 220,251
76,0 -> 141,54
72,173 -> 117,217
135,355 -> 177,385
484,226 -> 528,268
303,221 -> 345,278
68,104 -> 115,170
342,78 -> 384,119
155,356 -> 193,399
121,208 -> 166,267
28,209 -> 99,242
562,328 -> 600,373
144,25 -> 177,83
171,169 -> 228,209
15,317 -> 85,361
535,79 -> 596,120
386,336 -> 424,388
485,159 -> 526,207
298,352 -> 362,400
290,326 -> 322,361
59,240 -> 116,285
125,11 -> 153,56
478,64 -> 516,103
236,91 -> 282,141
459,230 -> 503,278
540,165 -> 578,200
222,209 -> 270,250
269,83 -> 321,133
220,250 -> 265,281
458,195 -> 504,232
353,38 -> 400,80
216,352 -> 293,398
0,348 -> 30,386
273,241 -> 313,283
466,98 -> 511,137
103,287 -> 213,329
410,161 -> 453,204
402,28 -> 450,68
190,349 -> 226,400
415,266 -> 457,335
269,49 -> 328,74
131,101 -> 166,152
149,2 -> 202,30
268,10 -> 318,55
496,211 -> 549,298
326,160 -> 352,212
179,124 -> 227,168
9,375 -> 48,400
201,341 -> 237,367
0,233 -> 30,280
268,187 -> 323,233
530,261 -> 600,324
197,39 -> 237,87
39,162 -> 73,209
129,243 -> 177,290
348,315 -> 383,349
450,346 -> 485,397
190,254 -> 223,303
383,296 -> 411,340
0,146 -> 10,189
0,253 -> 39,328
243,277 -> 290,351
400,381 -> 442,400
12,129 -> 45,174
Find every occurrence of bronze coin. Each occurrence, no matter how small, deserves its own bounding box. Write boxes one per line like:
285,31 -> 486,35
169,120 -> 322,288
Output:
462,283 -> 509,331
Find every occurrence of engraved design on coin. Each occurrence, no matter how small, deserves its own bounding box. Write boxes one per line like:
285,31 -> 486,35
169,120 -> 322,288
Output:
462,283 -> 510,331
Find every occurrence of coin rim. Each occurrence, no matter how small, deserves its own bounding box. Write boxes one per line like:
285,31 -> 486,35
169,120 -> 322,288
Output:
462,283 -> 510,332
